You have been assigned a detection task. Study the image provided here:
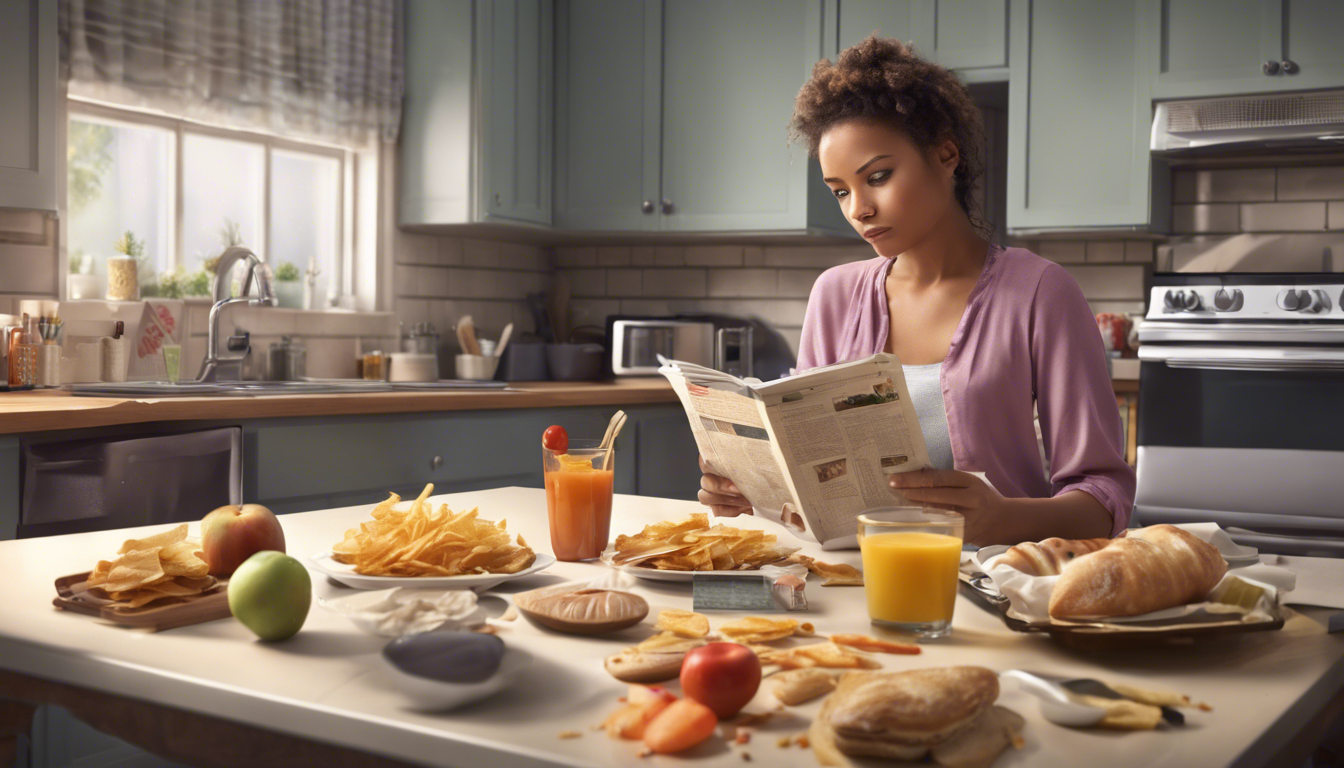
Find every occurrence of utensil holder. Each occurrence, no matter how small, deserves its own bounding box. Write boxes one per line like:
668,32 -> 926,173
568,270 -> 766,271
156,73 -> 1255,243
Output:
545,343 -> 604,381
455,354 -> 499,381
495,343 -> 549,381
100,337 -> 127,382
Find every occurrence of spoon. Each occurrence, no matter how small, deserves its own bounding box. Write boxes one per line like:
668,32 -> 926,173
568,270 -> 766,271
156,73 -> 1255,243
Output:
495,323 -> 514,359
1001,670 -> 1185,727
598,410 -> 628,469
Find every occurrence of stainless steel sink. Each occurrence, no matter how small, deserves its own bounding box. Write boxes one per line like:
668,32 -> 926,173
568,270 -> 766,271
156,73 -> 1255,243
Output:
68,379 -> 507,397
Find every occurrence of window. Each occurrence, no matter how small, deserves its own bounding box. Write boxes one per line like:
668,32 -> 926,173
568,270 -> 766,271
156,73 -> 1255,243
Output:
67,100 -> 349,308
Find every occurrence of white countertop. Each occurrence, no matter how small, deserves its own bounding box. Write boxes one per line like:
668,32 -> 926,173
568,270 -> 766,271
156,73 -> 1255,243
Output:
1,487 -> 1342,768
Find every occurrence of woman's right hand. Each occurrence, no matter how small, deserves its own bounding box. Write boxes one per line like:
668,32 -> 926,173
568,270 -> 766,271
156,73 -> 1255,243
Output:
697,454 -> 754,517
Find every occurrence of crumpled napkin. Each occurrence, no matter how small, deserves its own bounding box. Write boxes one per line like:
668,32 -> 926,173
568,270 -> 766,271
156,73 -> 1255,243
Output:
982,523 -> 1296,625
320,587 -> 486,637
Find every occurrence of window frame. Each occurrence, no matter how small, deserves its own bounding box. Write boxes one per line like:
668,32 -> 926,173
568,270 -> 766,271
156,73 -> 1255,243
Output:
66,97 -> 355,304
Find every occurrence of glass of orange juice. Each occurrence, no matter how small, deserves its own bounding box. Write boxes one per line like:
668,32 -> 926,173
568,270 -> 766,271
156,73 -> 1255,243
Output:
543,439 -> 615,561
857,507 -> 964,639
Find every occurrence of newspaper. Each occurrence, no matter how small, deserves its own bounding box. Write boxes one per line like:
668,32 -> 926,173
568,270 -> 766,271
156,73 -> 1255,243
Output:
660,353 -> 934,549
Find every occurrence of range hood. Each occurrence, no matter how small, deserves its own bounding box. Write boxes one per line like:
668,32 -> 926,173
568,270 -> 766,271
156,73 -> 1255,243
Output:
1152,90 -> 1344,155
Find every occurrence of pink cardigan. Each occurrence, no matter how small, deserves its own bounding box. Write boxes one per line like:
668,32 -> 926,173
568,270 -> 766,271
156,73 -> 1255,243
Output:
796,245 -> 1135,535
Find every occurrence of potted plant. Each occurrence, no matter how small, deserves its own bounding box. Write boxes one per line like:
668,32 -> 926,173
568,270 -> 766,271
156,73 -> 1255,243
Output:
273,261 -> 303,308
107,230 -> 143,301
68,248 -> 99,300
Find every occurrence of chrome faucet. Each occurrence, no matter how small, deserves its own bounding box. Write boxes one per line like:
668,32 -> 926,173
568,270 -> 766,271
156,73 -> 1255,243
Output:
195,247 -> 277,382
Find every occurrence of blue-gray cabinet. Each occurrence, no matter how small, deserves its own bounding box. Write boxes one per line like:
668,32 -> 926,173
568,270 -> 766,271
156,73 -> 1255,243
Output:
1147,0 -> 1344,99
0,0 -> 57,211
552,0 -> 852,236
1006,0 -> 1161,232
837,0 -> 1008,80
400,0 -> 554,228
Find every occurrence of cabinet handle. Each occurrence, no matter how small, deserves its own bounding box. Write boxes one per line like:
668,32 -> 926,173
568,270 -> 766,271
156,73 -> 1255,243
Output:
1263,60 -> 1280,75
431,455 -> 443,470
660,198 -> 673,215
641,200 -> 654,214
1282,60 -> 1299,75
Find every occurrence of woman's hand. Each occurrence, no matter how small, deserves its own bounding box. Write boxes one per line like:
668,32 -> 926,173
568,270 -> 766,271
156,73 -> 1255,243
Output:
698,454 -> 754,517
888,469 -> 1006,543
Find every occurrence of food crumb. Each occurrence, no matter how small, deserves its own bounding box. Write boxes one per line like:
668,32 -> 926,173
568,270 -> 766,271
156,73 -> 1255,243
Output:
499,605 -> 519,622
557,730 -> 582,740
794,734 -> 810,748
474,624 -> 499,635
637,747 -> 653,758
740,751 -> 753,761
777,736 -> 792,748
1198,702 -> 1213,712
734,730 -> 751,745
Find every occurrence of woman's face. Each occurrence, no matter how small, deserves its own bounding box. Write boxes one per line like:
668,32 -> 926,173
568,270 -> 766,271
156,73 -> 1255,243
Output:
818,120 -> 960,258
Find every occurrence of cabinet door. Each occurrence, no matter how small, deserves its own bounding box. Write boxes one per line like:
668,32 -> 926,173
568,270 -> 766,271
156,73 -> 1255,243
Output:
553,0 -> 662,231
1281,0 -> 1344,92
477,0 -> 554,226
0,0 -> 56,211
1007,0 -> 1153,230
913,0 -> 1009,72
659,0 -> 818,232
1148,0 -> 1282,98
838,0 -> 916,50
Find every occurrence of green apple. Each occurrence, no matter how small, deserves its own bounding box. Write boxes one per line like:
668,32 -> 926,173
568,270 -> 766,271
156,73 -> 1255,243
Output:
227,551 -> 312,641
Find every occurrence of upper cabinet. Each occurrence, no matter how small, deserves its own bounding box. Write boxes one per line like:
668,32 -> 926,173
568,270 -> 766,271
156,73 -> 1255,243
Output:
400,0 -> 554,229
0,0 -> 57,211
1007,0 -> 1157,231
838,0 -> 1008,79
553,0 -> 851,236
1148,0 -> 1344,99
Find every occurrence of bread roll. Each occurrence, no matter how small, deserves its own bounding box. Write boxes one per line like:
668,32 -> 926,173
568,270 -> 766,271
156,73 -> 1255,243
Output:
993,536 -> 1113,576
825,667 -> 999,760
1048,525 -> 1227,619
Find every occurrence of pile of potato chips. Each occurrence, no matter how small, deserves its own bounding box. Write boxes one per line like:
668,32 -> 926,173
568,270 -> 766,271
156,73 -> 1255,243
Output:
86,524 -> 217,609
612,513 -> 799,571
332,484 -> 535,577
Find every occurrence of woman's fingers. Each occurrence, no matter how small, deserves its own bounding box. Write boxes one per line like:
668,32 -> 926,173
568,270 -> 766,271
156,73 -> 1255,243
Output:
701,472 -> 742,499
698,488 -> 749,508
888,468 -> 973,489
896,485 -> 970,506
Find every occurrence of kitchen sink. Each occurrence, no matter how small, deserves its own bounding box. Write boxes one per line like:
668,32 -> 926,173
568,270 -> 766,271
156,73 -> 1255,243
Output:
68,379 -> 509,397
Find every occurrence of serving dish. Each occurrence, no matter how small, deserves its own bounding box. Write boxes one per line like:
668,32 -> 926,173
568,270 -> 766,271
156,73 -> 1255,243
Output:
309,552 -> 555,591
378,647 -> 533,710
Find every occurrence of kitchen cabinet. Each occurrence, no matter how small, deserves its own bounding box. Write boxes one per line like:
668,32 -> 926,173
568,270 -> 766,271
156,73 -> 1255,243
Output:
1147,0 -> 1344,99
0,0 -> 58,211
399,0 -> 554,229
1006,0 -> 1161,232
838,0 -> 1008,79
553,0 -> 852,236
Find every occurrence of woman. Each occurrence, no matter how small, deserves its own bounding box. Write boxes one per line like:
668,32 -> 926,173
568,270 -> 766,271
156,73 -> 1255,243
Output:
698,37 -> 1134,546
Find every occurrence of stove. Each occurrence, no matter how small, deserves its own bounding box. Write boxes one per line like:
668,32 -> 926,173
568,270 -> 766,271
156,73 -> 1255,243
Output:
1135,273 -> 1344,557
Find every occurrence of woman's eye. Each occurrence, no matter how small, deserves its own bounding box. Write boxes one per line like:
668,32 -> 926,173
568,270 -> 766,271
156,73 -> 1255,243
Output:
868,170 -> 891,184
832,189 -> 848,199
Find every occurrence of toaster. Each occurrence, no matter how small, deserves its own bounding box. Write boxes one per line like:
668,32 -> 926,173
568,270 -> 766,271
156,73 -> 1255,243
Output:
608,318 -> 715,376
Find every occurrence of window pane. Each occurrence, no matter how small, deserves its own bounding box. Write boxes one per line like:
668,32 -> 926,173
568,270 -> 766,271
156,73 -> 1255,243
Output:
270,150 -> 340,307
67,117 -> 172,292
182,134 -> 265,272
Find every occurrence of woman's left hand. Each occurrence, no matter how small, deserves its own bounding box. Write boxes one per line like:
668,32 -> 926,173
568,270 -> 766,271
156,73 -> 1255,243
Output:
888,469 -> 1007,540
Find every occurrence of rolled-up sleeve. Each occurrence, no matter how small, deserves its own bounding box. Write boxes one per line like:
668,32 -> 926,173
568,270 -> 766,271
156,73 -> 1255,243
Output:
1029,264 -> 1136,535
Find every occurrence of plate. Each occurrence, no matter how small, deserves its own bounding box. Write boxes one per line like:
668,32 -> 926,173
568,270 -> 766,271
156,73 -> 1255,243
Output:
378,647 -> 533,710
309,552 -> 555,591
603,554 -> 787,583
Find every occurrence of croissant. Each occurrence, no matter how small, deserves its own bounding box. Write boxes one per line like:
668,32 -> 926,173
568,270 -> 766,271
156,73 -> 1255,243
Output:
1048,525 -> 1227,620
993,536 -> 1113,576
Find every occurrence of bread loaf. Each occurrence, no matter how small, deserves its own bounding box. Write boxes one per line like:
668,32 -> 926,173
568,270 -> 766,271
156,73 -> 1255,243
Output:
1048,525 -> 1227,619
993,537 -> 1113,576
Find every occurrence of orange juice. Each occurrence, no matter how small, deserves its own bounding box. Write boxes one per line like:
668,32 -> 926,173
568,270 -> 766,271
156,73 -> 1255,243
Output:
544,458 -> 614,562
860,531 -> 963,625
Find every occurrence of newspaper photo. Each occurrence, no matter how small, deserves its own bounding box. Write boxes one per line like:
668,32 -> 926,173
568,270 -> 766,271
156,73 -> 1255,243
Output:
660,353 -> 934,549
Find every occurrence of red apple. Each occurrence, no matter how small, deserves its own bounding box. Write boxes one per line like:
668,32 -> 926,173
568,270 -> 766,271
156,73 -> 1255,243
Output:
679,642 -> 761,719
201,504 -> 286,577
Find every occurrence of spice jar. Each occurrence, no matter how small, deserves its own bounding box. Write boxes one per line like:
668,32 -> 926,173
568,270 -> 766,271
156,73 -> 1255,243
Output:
106,256 -> 139,301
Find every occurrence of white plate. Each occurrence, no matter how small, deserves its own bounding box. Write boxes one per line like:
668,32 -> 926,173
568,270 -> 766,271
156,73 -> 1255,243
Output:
379,647 -> 533,711
604,555 -> 781,583
309,552 -> 555,591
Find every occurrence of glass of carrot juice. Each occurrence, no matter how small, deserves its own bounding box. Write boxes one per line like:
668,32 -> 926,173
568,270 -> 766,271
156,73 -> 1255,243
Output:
856,507 -> 964,639
543,439 -> 615,561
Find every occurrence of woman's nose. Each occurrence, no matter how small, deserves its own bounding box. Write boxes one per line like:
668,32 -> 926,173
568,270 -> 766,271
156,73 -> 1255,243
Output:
849,190 -> 876,221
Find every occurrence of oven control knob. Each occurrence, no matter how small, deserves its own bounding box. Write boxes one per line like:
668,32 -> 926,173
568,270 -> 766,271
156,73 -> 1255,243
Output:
1213,288 -> 1243,311
1180,292 -> 1202,311
1164,290 -> 1184,310
1303,289 -> 1333,314
1277,289 -> 1307,311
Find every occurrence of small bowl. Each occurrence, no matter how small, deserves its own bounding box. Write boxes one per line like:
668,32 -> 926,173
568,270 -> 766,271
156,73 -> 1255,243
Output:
455,353 -> 499,380
378,645 -> 534,711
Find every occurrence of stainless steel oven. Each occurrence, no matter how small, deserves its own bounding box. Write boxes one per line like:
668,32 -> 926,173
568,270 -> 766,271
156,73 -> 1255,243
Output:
1135,273 -> 1344,556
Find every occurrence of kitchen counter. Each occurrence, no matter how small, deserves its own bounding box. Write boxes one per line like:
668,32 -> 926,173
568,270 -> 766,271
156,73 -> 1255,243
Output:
0,487 -> 1341,767
0,379 -> 679,435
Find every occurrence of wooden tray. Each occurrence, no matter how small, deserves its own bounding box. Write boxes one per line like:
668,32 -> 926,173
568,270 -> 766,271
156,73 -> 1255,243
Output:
958,571 -> 1287,650
54,572 -> 232,632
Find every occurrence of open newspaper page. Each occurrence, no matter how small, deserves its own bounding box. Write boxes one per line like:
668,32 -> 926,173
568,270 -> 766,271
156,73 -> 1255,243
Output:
751,354 -> 930,546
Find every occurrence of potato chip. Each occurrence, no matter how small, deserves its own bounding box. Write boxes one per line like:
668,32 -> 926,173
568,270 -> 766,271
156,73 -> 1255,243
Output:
634,631 -> 708,654
805,559 -> 864,587
613,514 -> 798,572
117,524 -> 188,555
719,616 -> 800,644
82,525 -> 216,610
757,642 -> 882,671
829,634 -> 921,655
655,609 -> 710,638
331,484 -> 535,577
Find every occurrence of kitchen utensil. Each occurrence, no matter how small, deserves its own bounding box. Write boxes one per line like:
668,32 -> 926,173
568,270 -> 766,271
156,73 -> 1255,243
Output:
599,409 -> 627,451
549,276 -> 570,344
998,670 -> 1108,727
455,353 -> 498,380
495,323 -> 513,358
495,343 -> 549,381
54,572 -> 231,632
308,551 -> 555,591
456,316 -> 481,355
526,292 -> 555,342
545,343 -> 603,381
478,339 -> 497,358
35,344 -> 59,387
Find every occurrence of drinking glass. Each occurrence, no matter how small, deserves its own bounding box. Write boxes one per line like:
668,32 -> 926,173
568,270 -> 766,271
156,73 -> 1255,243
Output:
543,439 -> 614,561
857,507 -> 965,639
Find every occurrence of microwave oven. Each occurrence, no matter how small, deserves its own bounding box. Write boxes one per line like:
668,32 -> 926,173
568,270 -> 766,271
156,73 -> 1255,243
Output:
608,319 -> 715,376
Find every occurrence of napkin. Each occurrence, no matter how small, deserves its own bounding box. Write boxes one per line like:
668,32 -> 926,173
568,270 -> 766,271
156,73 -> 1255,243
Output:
320,587 -> 485,637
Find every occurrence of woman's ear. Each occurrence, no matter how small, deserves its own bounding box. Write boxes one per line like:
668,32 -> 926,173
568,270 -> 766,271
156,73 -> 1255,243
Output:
936,139 -> 960,178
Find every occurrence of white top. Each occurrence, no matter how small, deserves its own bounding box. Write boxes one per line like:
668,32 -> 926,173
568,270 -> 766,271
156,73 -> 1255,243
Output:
903,362 -> 954,470
1,487 -> 1342,768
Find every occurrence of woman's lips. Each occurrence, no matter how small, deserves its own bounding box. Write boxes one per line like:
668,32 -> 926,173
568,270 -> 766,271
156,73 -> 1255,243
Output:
863,227 -> 892,241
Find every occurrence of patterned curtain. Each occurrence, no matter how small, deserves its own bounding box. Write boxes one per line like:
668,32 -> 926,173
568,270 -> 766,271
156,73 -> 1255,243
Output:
60,0 -> 404,146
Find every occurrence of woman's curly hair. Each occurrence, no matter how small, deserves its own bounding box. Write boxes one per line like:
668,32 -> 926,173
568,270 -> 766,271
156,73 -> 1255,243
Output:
790,35 -> 988,235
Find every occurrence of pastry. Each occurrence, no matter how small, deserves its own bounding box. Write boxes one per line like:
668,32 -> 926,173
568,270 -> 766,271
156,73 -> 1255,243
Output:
514,584 -> 648,635
1048,525 -> 1227,619
992,536 -> 1113,576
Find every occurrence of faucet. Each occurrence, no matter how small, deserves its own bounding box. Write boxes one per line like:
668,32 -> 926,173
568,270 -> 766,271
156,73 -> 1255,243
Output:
195,246 -> 277,382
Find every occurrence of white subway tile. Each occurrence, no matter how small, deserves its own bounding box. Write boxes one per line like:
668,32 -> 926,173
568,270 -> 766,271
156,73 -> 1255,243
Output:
444,268 -> 501,298
563,269 -> 607,297
1036,240 -> 1086,263
643,268 -> 706,297
437,237 -> 465,266
685,246 -> 744,267
778,269 -> 822,298
620,299 -> 671,316
296,311 -> 397,337
1155,245 -> 1174,272
232,306 -> 298,335
1085,242 -> 1126,263
760,245 -> 866,268
1277,166 -> 1344,201
1240,202 -> 1326,232
462,239 -> 550,271
596,247 -> 632,266
1330,202 -> 1344,231
556,246 -> 597,268
568,298 -> 621,329
1124,241 -> 1155,262
653,246 -> 686,266
631,246 -> 657,266
303,337 -> 359,379
396,298 -> 432,326
1171,168 -> 1275,203
607,268 -> 643,296
1058,265 -> 1148,301
392,233 -> 439,265
1165,233 -> 1336,272
1172,204 -> 1239,234
1088,301 -> 1146,316
707,269 -> 777,298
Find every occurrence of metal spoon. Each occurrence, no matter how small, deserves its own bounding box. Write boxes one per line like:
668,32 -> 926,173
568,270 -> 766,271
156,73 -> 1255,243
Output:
999,670 -> 1107,727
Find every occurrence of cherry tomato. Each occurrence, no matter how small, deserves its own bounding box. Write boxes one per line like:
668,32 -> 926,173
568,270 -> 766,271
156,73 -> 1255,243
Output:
542,425 -> 568,453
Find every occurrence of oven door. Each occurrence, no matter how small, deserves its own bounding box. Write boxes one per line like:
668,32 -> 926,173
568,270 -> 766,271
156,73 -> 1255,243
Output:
1136,344 -> 1344,556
